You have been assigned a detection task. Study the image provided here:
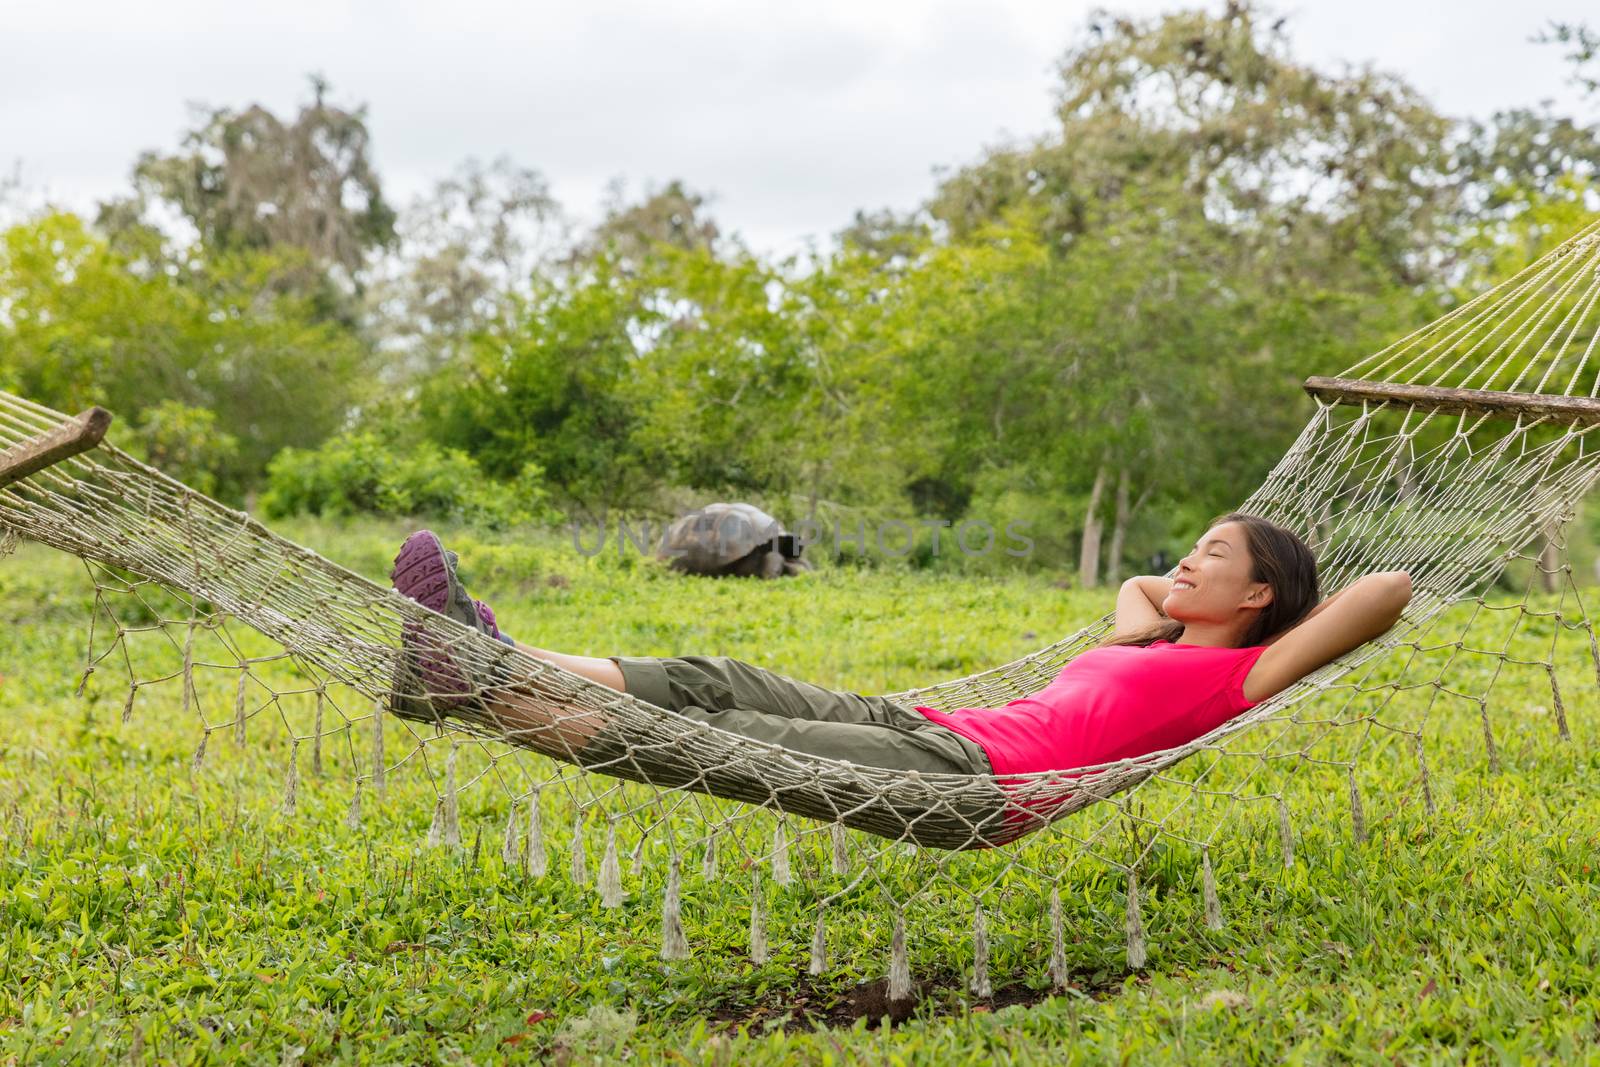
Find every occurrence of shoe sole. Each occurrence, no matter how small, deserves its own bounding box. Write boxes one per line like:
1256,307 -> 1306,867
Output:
391,531 -> 477,711
392,530 -> 454,614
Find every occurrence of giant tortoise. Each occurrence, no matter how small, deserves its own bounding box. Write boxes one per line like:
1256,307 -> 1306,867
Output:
656,502 -> 812,578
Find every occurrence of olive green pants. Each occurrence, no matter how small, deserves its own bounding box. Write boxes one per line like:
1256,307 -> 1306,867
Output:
603,655 -> 994,776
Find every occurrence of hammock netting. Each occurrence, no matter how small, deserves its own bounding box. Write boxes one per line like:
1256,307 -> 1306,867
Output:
4,218 -> 1600,995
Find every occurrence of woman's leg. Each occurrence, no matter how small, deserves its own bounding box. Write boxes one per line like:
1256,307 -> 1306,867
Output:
388,529 -> 964,775
606,654 -> 993,774
388,530 -> 628,740
462,646 -> 990,775
513,642 -> 627,692
608,654 -> 898,724
450,642 -> 623,762
496,643 -> 875,723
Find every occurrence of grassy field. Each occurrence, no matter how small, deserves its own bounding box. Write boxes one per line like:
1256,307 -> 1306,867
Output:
2,517 -> 1598,1064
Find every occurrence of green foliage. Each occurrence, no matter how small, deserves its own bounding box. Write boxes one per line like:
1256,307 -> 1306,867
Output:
1537,20 -> 1600,98
624,245 -> 816,498
420,258 -> 658,511
928,1 -> 1456,281
0,212 -> 374,501
1452,174 -> 1600,286
122,401 -> 240,498
260,431 -> 559,529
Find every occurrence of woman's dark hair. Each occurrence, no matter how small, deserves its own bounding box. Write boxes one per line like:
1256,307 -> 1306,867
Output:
1097,511 -> 1320,649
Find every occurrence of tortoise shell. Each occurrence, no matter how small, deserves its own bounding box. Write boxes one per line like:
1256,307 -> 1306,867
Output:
657,502 -> 812,577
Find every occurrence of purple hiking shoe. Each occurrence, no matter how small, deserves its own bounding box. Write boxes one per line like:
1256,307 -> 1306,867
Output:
389,530 -> 515,720
391,530 -> 507,640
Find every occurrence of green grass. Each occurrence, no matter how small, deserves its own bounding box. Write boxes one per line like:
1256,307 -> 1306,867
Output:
2,517 -> 1598,1064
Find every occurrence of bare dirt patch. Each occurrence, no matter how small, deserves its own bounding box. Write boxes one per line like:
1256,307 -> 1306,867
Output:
704,965 -> 1132,1034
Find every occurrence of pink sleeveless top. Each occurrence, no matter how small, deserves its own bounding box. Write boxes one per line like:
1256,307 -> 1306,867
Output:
914,639 -> 1270,777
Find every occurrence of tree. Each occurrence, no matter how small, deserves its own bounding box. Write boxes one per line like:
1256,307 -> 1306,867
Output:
1537,21 -> 1600,100
1451,112 -> 1600,285
928,3 -> 1454,288
1448,26 -> 1600,281
833,207 -> 932,277
902,2 -> 1458,580
369,156 -> 569,382
865,189 -> 1311,582
624,244 -> 814,500
571,178 -> 725,273
418,255 -> 658,516
106,76 -> 396,322
0,212 -> 372,500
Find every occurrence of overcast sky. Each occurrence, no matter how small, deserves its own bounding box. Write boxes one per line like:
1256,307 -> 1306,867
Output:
4,1 -> 1596,261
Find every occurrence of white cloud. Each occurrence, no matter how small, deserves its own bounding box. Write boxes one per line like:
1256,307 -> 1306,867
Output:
2,0 -> 1594,259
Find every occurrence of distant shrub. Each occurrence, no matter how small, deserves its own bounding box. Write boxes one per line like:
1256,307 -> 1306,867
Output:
260,432 -> 561,529
124,400 -> 242,499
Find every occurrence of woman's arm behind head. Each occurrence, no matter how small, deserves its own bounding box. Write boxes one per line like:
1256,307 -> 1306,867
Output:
1241,571 -> 1413,705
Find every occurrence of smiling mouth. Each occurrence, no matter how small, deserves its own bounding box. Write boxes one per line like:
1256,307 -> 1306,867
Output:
1172,580 -> 1195,590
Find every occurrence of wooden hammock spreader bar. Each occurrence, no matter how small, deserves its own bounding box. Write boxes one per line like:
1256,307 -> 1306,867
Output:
0,407 -> 113,493
1304,376 -> 1600,427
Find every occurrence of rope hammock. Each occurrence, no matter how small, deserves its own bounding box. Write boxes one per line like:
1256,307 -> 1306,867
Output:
4,217 -> 1600,992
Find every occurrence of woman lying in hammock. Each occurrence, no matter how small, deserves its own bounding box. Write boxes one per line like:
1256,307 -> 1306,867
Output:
388,511 -> 1412,779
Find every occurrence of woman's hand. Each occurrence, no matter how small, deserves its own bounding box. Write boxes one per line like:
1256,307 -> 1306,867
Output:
1131,575 -> 1175,615
1113,575 -> 1174,637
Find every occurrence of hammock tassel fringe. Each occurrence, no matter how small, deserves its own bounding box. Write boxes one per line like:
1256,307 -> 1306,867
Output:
888,911 -> 912,1001
660,850 -> 689,961
1201,847 -> 1223,931
311,688 -> 325,777
1049,886 -> 1069,990
501,801 -> 521,867
1348,767 -> 1367,845
772,822 -> 791,886
570,812 -> 588,884
970,904 -> 991,998
427,745 -> 461,849
1125,868 -> 1147,970
280,742 -> 299,817
809,907 -> 827,976
748,870 -> 768,965
598,818 -> 624,908
526,790 -> 548,879
701,828 -> 718,881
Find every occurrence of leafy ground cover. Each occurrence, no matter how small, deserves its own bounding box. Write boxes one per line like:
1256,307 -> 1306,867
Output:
1,518 -> 1597,1064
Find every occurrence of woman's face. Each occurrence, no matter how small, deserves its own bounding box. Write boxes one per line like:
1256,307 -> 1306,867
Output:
1162,520 -> 1272,623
